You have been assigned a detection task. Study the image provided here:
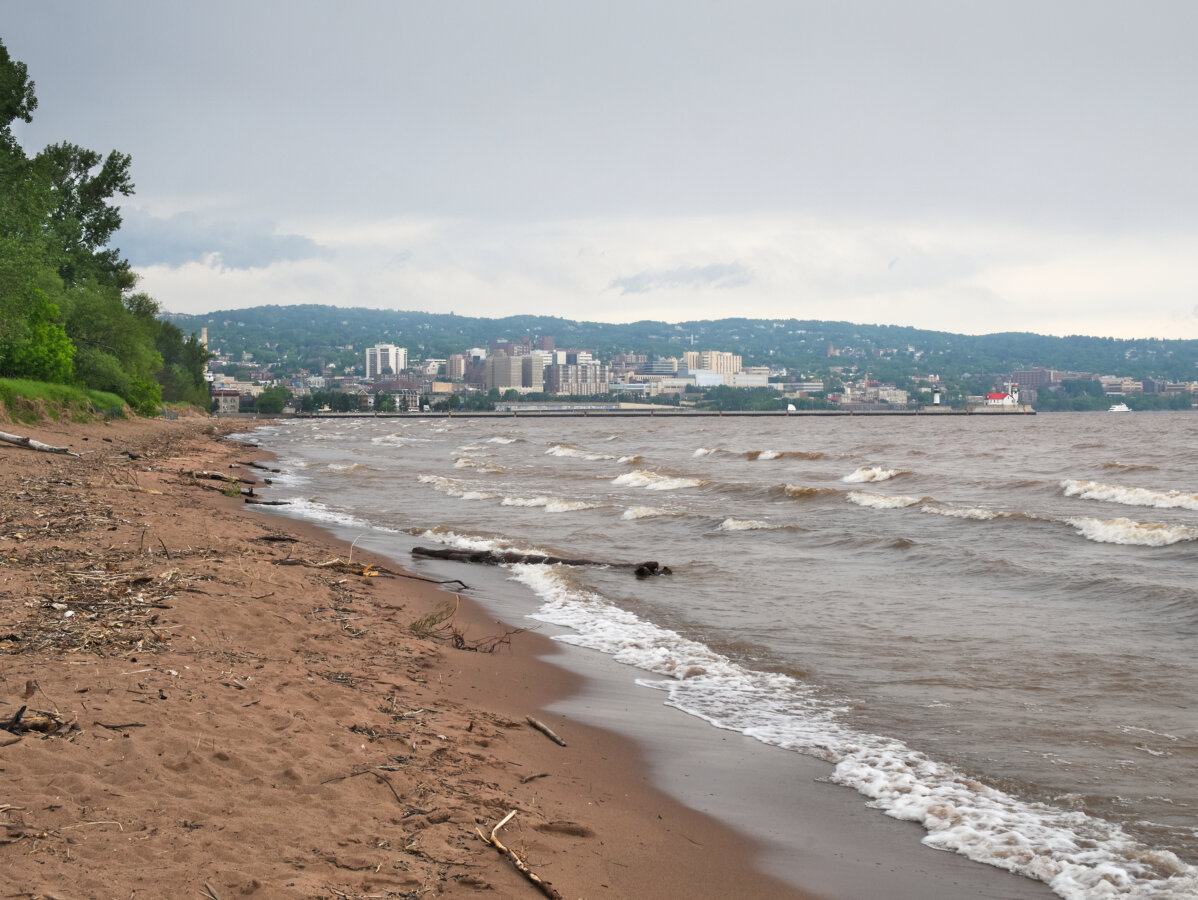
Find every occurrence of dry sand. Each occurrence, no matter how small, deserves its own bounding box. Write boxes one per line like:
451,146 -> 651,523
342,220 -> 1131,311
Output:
0,415 -> 819,899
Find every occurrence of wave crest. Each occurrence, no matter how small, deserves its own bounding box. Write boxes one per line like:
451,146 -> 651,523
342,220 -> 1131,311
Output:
1061,479 -> 1198,511
613,470 -> 704,491
843,466 -> 904,483
848,491 -> 923,509
1066,517 -> 1198,547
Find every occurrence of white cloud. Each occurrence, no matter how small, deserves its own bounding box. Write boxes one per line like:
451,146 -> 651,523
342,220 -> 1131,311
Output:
141,213 -> 1198,339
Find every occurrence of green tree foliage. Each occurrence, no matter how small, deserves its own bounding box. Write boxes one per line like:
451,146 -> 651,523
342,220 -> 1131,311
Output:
0,39 -> 202,414
37,141 -> 135,289
254,385 -> 290,414
155,320 -> 211,405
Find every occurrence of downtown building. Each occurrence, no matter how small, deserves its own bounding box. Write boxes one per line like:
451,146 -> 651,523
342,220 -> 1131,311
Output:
545,362 -> 611,396
365,344 -> 408,379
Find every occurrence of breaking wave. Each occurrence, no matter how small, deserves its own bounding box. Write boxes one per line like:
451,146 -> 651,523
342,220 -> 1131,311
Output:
453,456 -> 506,473
546,444 -> 617,461
326,462 -> 372,472
1061,480 -> 1198,512
510,565 -> 1198,899
743,449 -> 825,460
922,505 -> 1003,521
501,496 -> 604,513
1066,517 -> 1198,547
843,466 -> 904,483
847,491 -> 924,509
416,473 -> 498,501
718,518 -> 793,531
612,470 -> 704,491
622,506 -> 676,520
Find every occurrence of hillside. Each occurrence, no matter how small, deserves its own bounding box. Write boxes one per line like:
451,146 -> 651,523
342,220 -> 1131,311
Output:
165,305 -> 1198,385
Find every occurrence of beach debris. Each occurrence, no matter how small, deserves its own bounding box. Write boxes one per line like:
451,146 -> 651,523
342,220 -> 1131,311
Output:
476,810 -> 563,900
2,705 -> 78,738
525,716 -> 567,747
412,546 -> 673,577
0,430 -> 80,456
407,595 -> 523,652
273,556 -> 470,589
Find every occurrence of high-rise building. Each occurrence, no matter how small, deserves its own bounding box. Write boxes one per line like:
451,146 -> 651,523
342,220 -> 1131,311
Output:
485,354 -> 523,391
365,344 -> 408,379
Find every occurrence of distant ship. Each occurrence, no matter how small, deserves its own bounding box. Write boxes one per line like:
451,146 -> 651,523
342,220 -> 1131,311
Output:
1109,402 -> 1131,412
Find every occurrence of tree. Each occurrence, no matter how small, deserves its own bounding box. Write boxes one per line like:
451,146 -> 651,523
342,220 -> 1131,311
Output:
254,385 -> 290,414
0,39 -> 37,151
36,142 -> 135,289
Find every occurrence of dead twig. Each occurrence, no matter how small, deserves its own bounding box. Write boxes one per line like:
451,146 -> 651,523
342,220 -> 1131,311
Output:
475,810 -> 562,900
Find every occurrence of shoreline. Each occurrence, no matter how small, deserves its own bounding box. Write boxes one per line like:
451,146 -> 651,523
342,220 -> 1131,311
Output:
0,415 -> 815,898
249,421 -> 1057,900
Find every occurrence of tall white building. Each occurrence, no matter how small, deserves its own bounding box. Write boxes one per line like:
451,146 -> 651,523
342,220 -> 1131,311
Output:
365,344 -> 408,379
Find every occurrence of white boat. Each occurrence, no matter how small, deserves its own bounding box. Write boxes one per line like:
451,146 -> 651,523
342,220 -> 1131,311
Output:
1109,402 -> 1130,412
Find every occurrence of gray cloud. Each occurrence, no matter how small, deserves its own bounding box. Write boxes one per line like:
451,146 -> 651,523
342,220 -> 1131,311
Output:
117,209 -> 329,269
610,262 -> 752,295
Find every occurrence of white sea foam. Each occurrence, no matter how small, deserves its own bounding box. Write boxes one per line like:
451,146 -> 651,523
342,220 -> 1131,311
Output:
454,456 -> 506,473
618,455 -> 642,465
510,565 -> 1198,899
273,497 -> 380,531
843,466 -> 904,483
718,518 -> 781,531
416,473 -> 498,502
487,436 -> 519,444
921,505 -> 1002,521
415,528 -> 535,554
848,491 -> 923,509
546,444 -> 616,461
1062,480 -> 1198,512
755,450 -> 782,460
327,462 -> 371,472
500,496 -> 602,513
1066,517 -> 1198,547
622,506 -> 673,520
612,470 -> 704,491
370,432 -> 414,447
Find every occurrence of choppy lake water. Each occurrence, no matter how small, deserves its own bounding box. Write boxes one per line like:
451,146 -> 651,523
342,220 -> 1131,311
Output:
249,412 -> 1198,898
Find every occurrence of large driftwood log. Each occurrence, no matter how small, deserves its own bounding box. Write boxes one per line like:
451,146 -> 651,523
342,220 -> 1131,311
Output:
0,431 -> 80,457
411,546 -> 672,577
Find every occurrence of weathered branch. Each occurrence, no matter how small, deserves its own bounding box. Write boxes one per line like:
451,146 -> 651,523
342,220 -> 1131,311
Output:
526,716 -> 567,747
0,431 -> 80,456
475,811 -> 563,900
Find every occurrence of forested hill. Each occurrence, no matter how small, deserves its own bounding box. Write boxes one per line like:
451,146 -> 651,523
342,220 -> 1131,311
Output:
166,304 -> 1198,382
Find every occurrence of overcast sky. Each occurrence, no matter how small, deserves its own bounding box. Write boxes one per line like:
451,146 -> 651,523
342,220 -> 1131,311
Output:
5,1 -> 1197,338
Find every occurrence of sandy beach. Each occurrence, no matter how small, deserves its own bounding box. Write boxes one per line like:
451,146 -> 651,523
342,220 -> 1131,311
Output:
0,414 -> 817,899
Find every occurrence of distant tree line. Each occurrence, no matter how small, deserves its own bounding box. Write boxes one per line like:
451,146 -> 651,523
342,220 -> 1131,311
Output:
0,39 -> 208,413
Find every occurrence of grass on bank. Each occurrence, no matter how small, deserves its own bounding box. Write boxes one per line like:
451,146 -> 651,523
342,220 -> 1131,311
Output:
0,378 -> 129,424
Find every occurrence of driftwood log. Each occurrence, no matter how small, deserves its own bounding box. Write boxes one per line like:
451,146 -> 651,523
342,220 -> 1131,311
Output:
0,431 -> 80,457
411,546 -> 672,577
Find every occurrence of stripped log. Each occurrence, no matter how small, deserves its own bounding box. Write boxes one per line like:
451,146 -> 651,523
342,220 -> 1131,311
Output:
475,811 -> 563,900
411,546 -> 671,576
526,716 -> 567,747
0,431 -> 80,456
